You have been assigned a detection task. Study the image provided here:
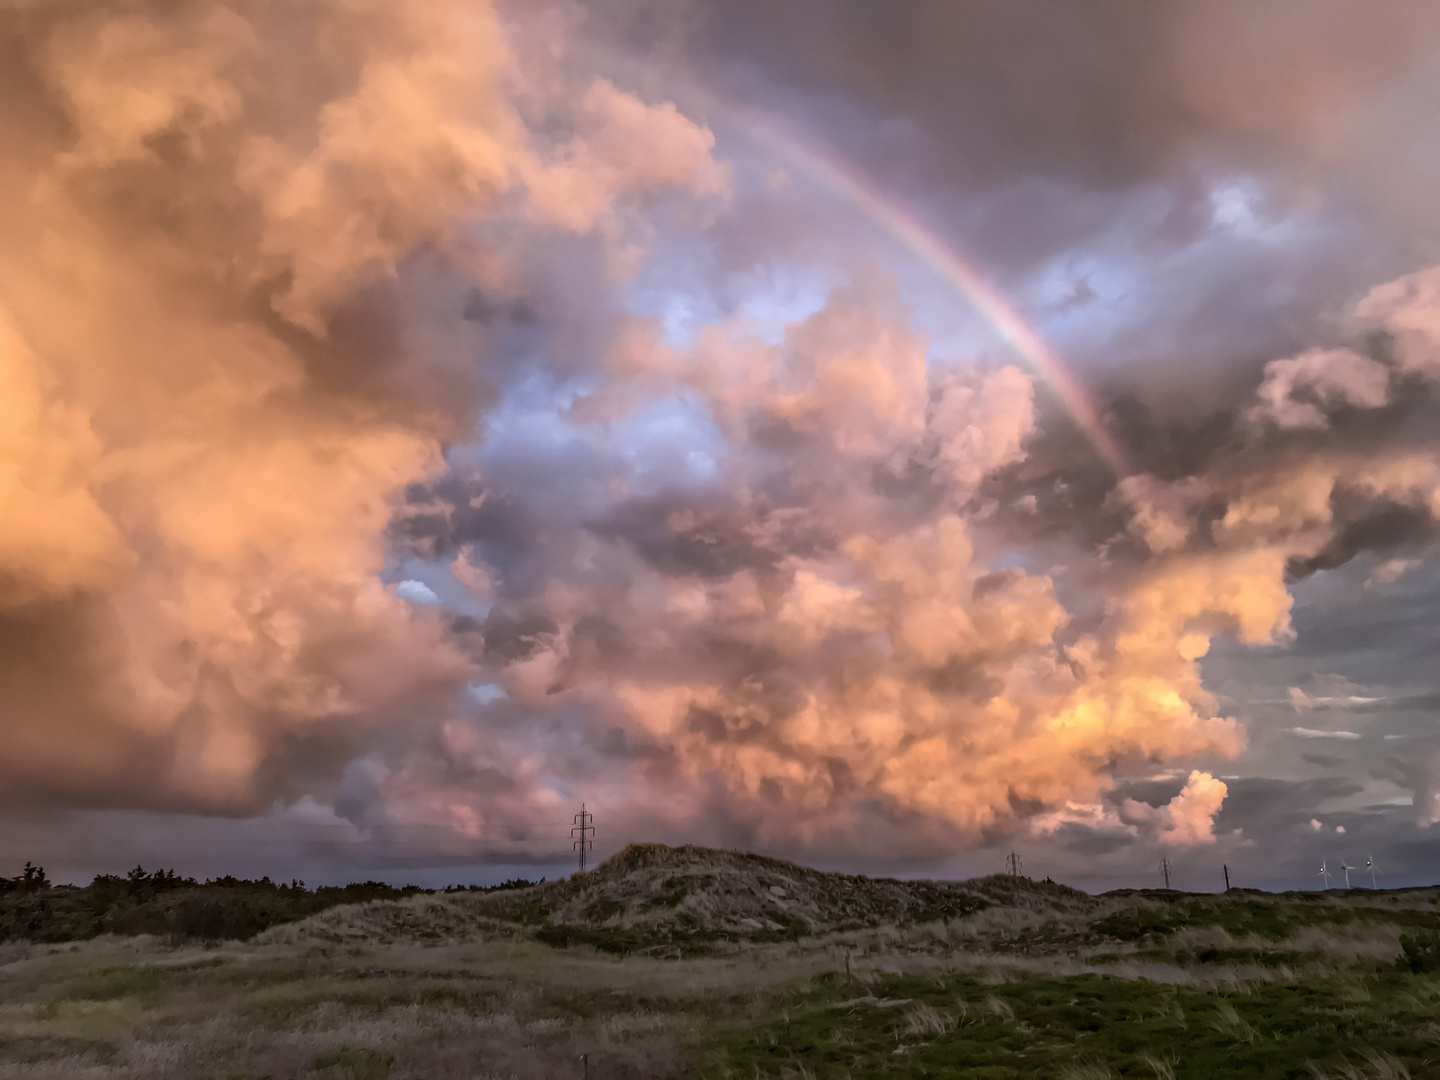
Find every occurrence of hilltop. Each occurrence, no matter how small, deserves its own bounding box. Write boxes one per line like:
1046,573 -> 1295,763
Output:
262,842 -> 1097,952
475,843 -> 1092,950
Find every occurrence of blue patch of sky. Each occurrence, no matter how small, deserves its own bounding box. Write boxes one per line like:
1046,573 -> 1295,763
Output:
466,371 -> 613,509
382,556 -> 491,617
466,682 -> 507,705
631,121 -> 1077,374
605,392 -> 727,494
464,292 -> 729,500
625,234 -> 837,350
385,331 -> 730,604
727,263 -> 837,345
989,550 -> 1036,574
623,233 -> 725,349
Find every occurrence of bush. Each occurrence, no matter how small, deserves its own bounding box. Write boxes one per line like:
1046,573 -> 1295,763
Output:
535,923 -> 649,955
0,864 -> 435,944
1399,931 -> 1440,973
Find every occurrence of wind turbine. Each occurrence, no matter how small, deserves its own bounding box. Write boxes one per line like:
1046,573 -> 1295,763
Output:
1317,861 -> 1333,889
1339,858 -> 1356,889
1365,853 -> 1383,889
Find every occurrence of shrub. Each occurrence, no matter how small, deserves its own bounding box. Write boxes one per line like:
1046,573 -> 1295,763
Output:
1398,930 -> 1440,973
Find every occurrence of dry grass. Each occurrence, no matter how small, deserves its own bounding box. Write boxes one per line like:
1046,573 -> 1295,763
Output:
4,852 -> 1440,1078
0,934 -> 697,1079
1307,1050 -> 1413,1080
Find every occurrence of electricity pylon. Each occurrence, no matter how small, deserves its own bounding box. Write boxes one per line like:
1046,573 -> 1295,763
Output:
571,804 -> 594,873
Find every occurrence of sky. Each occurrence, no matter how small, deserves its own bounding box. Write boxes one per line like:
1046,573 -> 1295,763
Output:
3,0 -> 1440,893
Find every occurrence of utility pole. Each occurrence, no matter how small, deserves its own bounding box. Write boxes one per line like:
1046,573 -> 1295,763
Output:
1223,864 -> 1230,891
1005,849 -> 1023,877
571,803 -> 594,873
1160,856 -> 1171,890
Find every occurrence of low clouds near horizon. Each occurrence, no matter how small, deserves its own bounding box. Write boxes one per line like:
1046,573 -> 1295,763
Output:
3,0 -> 1440,888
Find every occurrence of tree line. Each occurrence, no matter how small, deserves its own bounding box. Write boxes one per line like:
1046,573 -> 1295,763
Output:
0,861 -> 539,943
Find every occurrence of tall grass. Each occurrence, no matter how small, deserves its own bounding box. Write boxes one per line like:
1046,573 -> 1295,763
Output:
3,882 -> 1439,1077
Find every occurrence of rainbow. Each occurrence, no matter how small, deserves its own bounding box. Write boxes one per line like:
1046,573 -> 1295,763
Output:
732,111 -> 1133,478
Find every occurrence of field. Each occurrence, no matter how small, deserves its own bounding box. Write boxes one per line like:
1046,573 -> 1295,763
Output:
2,845 -> 1439,1079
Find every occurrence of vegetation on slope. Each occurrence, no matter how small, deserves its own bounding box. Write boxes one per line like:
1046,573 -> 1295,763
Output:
476,843 -> 1092,955
700,967 -> 1440,1079
0,863 -> 535,944
4,846 -> 1440,1077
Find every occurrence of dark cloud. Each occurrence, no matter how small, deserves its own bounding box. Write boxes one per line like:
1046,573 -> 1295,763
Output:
1043,824 -> 1133,858
589,492 -> 784,579
1289,498 -> 1438,580
691,1 -> 1440,214
1214,777 -> 1364,833
394,479 -> 539,566
6,0 -> 1440,886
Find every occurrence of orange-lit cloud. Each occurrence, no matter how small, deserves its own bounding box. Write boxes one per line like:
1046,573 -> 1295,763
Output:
5,0 -> 1440,875
0,0 -> 726,814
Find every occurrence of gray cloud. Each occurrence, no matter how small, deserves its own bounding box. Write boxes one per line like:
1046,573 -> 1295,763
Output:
5,0 -> 1440,886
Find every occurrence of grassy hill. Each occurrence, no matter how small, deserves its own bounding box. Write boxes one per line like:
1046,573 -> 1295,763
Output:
474,843 -> 1092,954
3,845 -> 1440,1078
251,843 -> 1098,954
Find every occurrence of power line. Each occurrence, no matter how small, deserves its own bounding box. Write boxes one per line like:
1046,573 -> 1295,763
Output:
571,804 -> 594,873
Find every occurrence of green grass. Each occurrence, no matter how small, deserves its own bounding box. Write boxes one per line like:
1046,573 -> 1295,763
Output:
535,922 -> 656,955
58,964 -> 170,1001
0,1034 -> 118,1065
699,970 -> 1440,1079
3,881 -> 1439,1078
312,1045 -> 394,1080
1094,895 -> 1439,944
534,920 -> 728,956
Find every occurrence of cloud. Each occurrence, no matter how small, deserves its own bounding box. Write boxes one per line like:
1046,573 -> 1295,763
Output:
1285,727 -> 1363,741
5,0 -> 1440,878
396,580 -> 440,605
1369,557 -> 1417,586
688,0 -> 1440,200
1395,739 -> 1440,827
1156,771 -> 1229,847
0,0 -> 727,815
1288,676 -> 1388,713
1112,474 -> 1212,554
1120,771 -> 1229,847
1248,349 -> 1391,431
1355,265 -> 1440,379
0,309 -> 132,604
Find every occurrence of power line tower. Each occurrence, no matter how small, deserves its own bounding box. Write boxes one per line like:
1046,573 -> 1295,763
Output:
1160,856 -> 1172,890
1005,849 -> 1023,877
571,803 -> 594,873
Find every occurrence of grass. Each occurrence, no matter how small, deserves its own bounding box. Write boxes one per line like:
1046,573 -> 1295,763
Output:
698,969 -> 1440,1078
1,867 -> 1439,1077
312,1045 -> 395,1080
1092,894 -> 1439,945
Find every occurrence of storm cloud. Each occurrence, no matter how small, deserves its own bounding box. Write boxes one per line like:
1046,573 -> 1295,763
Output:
3,0 -> 1440,887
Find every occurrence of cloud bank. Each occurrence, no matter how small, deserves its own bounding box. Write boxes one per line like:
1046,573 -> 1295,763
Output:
4,0 -> 1440,878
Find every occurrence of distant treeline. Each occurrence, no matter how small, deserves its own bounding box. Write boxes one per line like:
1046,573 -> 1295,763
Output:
0,862 -> 541,944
